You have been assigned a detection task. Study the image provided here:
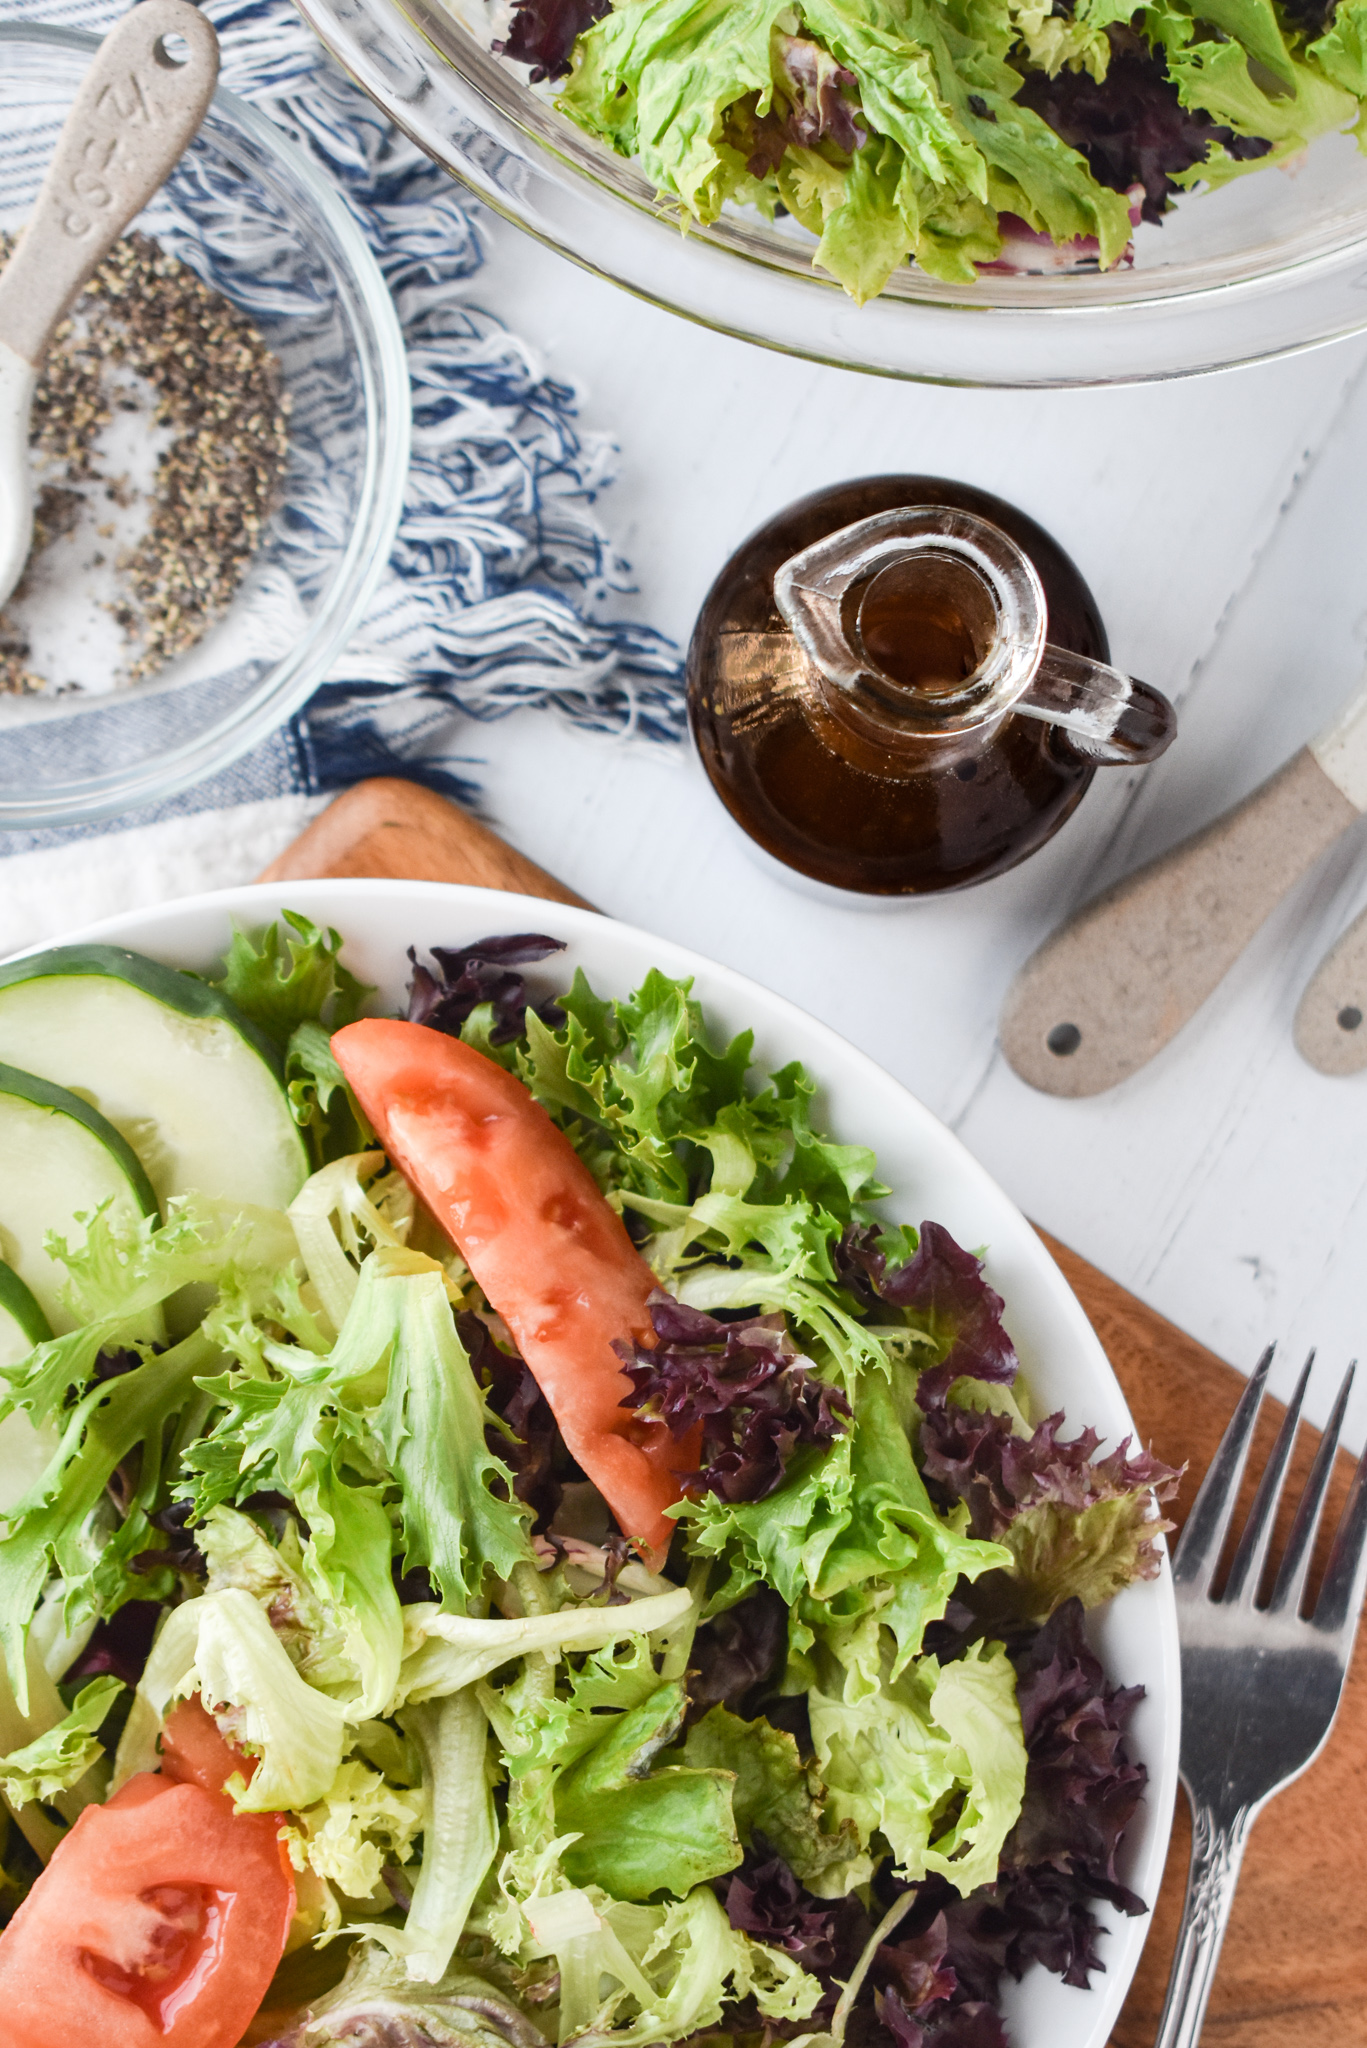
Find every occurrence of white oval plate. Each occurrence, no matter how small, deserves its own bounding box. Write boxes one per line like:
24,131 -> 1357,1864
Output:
35,876 -> 1179,2048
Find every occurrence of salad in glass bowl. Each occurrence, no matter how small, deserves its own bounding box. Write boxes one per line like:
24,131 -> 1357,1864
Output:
495,0 -> 1367,302
0,900 -> 1179,2047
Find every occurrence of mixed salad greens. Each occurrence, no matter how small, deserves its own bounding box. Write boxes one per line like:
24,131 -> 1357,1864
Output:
489,0 -> 1367,299
0,916 -> 1180,2048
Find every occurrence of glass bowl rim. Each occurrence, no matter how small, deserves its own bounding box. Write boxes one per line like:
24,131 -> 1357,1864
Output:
0,19 -> 412,833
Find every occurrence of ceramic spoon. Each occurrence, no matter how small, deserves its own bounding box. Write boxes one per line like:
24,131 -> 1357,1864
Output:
998,676 -> 1367,1096
0,0 -> 218,608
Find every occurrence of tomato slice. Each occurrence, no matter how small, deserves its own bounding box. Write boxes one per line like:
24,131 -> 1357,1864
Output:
0,1772 -> 294,2048
332,1017 -> 698,1559
159,1695 -> 255,1798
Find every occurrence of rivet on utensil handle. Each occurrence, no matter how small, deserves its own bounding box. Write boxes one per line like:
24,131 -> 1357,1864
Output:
999,749 -> 1357,1097
0,0 -> 219,371
1295,903 -> 1367,1075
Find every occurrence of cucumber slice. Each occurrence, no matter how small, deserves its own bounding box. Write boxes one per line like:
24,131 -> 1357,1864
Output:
0,1260 -> 49,1356
0,1262 -> 59,1514
0,1063 -> 158,1332
0,945 -> 308,1213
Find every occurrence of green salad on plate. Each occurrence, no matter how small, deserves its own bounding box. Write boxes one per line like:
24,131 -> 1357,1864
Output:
0,916 -> 1178,2048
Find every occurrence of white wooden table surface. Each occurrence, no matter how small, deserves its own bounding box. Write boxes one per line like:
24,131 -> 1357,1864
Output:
7,208 -> 1367,1440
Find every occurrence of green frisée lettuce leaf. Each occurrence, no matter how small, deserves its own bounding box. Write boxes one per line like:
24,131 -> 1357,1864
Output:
0,1198 -> 303,1685
367,1690 -> 497,1982
1165,41 -> 1355,156
212,910 -> 372,1053
1311,0 -> 1367,97
287,1752 -> 426,1902
198,1505 -> 360,1697
210,913 -> 375,1167
398,1585 -> 695,1709
0,1328 -> 216,1709
119,1588 -> 350,1810
369,1252 -> 536,1608
519,1882 -> 821,2047
684,1368 -> 1009,1671
180,1334 -> 404,1724
0,1675 -> 122,1806
513,1632 -> 670,1777
178,1244 -> 546,1724
809,1638 -> 1026,1896
287,1152 -> 416,1336
673,1705 -> 861,1890
184,1244 -> 534,1632
0,1201 -> 288,1428
286,1022 -> 376,1170
554,1682 -> 741,1900
520,967 -> 884,1229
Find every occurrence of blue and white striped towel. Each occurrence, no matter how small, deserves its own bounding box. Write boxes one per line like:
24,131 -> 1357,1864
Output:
0,0 -> 684,868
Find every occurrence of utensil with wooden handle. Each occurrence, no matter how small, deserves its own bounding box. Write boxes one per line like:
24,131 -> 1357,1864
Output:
1294,907 -> 1367,1076
256,777 -> 594,904
0,0 -> 219,607
998,679 -> 1367,1096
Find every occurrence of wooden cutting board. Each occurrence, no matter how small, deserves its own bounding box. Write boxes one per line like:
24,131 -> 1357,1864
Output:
263,777 -> 1367,2047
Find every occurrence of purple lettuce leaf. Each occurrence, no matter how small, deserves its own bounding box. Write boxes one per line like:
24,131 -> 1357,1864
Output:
937,1867 -> 1111,1996
777,35 -> 866,154
617,1290 -> 850,1504
723,1847 -> 868,1978
874,1918 -> 958,2014
1016,26 -> 1272,227
406,934 -> 565,1047
868,1861 -> 1114,2030
493,0 -> 610,81
462,1309 -> 567,1532
919,1399 -> 1181,1614
873,1987 -> 1007,2048
688,1585 -> 789,1718
1001,1597 -> 1147,1911
728,35 -> 867,180
66,1599 -> 163,1688
836,1221 -> 1018,1409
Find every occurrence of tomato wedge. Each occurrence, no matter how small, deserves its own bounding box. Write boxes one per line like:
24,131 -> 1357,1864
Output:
0,1772 -> 293,2048
332,1018 -> 697,1557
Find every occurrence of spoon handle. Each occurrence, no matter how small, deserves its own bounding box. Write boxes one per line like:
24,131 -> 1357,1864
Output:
999,748 -> 1358,1096
0,0 -> 218,369
1294,907 -> 1367,1074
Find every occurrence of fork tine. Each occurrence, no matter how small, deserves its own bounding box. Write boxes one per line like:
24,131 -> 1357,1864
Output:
1313,1373 -> 1367,1643
1269,1362 -> 1354,1616
1171,1345 -> 1275,1594
1223,1352 -> 1314,1606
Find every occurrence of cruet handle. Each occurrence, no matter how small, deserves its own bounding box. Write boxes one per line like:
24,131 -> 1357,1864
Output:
1012,643 -> 1177,766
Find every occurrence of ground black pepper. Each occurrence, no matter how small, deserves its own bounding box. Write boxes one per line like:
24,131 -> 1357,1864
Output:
0,229 -> 289,695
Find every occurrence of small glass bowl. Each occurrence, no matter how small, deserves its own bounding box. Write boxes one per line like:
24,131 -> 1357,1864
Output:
0,22 -> 409,832
295,0 -> 1367,387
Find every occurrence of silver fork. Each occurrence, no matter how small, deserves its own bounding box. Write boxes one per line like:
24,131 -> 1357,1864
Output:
1155,1346 -> 1367,2048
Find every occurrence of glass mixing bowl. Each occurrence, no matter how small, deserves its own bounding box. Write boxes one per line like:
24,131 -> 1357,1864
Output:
294,0 -> 1367,386
0,23 -> 409,832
